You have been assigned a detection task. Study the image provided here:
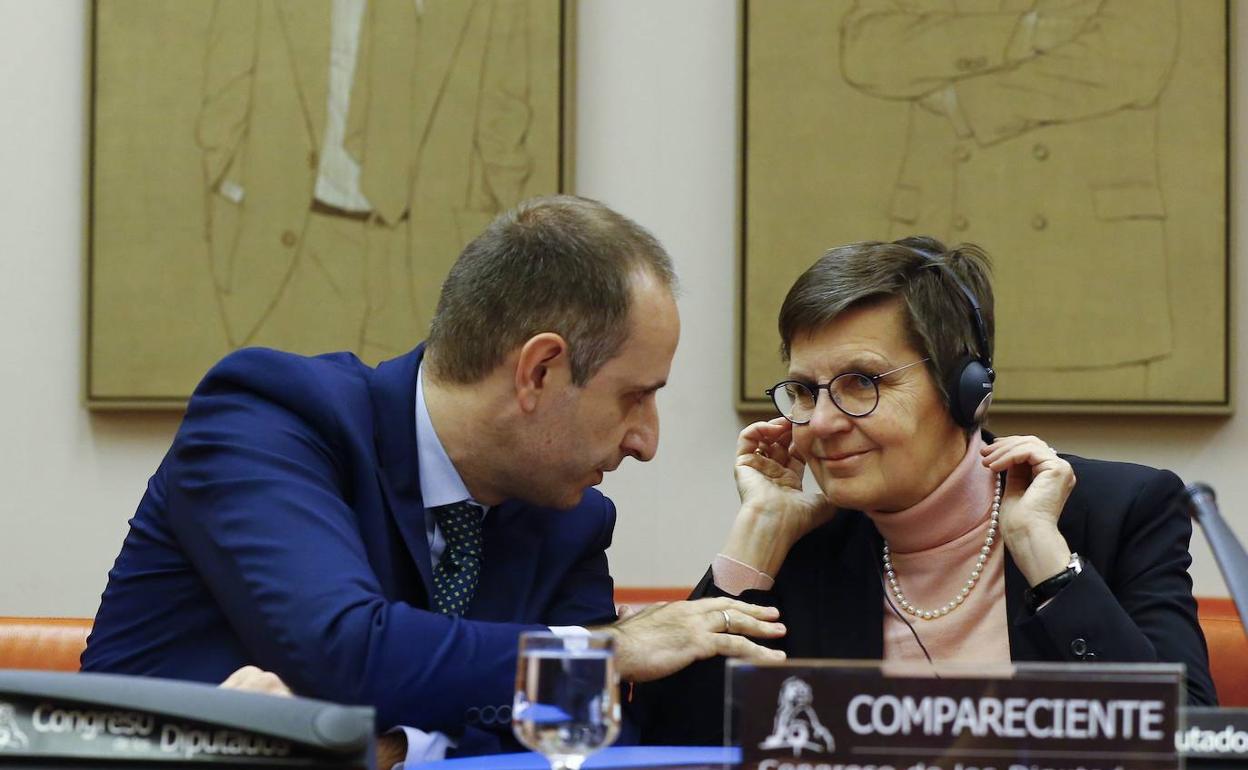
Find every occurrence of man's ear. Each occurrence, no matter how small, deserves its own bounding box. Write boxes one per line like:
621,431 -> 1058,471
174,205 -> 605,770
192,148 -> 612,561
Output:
513,333 -> 570,412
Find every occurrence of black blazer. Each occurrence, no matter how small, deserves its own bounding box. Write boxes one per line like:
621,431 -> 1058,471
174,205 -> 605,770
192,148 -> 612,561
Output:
639,453 -> 1217,745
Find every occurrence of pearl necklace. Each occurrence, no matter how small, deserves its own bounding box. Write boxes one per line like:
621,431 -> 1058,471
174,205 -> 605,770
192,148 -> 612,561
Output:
882,473 -> 1003,621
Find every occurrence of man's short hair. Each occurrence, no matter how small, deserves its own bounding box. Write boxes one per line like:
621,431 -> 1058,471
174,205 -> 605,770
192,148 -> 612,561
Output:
426,195 -> 677,386
778,235 -> 995,412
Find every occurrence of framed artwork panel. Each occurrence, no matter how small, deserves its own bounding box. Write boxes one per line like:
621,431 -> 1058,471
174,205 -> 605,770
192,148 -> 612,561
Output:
88,0 -> 574,408
739,0 -> 1230,415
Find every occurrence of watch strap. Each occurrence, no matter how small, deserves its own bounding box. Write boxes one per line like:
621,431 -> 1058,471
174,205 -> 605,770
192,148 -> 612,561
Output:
1024,553 -> 1081,612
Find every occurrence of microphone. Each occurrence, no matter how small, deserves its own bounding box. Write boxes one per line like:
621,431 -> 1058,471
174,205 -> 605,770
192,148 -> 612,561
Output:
1182,483 -> 1248,634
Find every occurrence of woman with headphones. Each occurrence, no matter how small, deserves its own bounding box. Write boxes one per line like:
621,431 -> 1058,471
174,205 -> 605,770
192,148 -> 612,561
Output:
640,236 -> 1216,743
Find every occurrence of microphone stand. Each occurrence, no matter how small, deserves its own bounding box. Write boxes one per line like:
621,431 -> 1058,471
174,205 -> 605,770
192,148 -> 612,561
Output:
1183,483 -> 1248,635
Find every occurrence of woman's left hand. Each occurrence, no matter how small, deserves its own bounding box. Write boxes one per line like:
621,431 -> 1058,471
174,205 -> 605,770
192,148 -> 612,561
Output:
981,435 -> 1077,585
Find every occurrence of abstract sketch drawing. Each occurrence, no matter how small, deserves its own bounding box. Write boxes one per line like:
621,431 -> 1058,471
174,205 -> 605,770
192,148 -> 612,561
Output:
88,0 -> 563,405
839,0 -> 1180,375
197,0 -> 535,363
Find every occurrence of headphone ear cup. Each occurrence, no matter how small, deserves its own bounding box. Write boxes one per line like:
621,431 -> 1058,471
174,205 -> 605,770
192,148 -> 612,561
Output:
946,357 -> 994,428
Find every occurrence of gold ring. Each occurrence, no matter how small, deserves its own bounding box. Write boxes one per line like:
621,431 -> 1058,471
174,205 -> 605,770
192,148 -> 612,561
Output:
720,609 -> 732,633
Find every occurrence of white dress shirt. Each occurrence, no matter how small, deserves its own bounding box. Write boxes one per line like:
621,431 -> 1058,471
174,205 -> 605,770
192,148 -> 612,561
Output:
415,365 -> 488,563
399,365 -> 588,766
396,365 -> 482,765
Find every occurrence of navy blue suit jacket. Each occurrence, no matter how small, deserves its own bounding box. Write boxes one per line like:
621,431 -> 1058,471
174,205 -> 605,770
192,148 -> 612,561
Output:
82,345 -> 620,754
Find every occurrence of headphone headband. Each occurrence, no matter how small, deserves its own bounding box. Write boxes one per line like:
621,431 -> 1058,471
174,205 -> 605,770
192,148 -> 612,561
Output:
913,254 -> 992,369
906,245 -> 996,427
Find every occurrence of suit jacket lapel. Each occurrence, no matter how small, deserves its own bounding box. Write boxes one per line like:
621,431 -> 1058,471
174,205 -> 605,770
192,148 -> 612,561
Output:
369,345 -> 435,596
470,500 -> 541,621
818,516 -> 885,659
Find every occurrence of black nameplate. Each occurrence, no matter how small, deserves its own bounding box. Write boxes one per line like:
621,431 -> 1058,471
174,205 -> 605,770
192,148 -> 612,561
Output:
729,661 -> 1183,770
1179,707 -> 1248,766
0,671 -> 373,767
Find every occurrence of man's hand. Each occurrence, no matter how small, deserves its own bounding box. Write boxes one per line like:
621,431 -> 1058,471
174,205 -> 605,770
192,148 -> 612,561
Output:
218,670 -> 409,770
219,666 -> 293,697
597,597 -> 786,683
375,733 -> 407,770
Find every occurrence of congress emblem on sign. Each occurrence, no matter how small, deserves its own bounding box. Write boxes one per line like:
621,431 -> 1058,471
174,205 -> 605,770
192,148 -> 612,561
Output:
0,703 -> 29,751
759,676 -> 835,756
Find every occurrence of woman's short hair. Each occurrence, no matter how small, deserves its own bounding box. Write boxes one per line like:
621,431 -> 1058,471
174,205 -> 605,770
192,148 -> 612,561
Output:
778,235 -> 995,410
426,195 -> 677,386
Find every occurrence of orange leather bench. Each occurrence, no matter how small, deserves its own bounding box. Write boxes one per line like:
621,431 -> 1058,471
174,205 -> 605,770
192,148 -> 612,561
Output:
4,597 -> 1245,705
0,617 -> 92,673
1194,597 -> 1248,706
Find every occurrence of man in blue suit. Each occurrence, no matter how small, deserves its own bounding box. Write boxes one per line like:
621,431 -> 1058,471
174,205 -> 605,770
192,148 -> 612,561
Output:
81,196 -> 785,762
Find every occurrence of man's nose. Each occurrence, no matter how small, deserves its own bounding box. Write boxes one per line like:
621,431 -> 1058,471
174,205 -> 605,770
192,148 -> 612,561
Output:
621,403 -> 659,462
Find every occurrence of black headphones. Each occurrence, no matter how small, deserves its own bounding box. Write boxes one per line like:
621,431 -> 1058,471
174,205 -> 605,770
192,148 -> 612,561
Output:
911,249 -> 995,428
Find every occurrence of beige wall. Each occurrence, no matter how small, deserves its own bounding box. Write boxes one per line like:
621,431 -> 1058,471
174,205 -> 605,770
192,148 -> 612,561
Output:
0,1 -> 1241,616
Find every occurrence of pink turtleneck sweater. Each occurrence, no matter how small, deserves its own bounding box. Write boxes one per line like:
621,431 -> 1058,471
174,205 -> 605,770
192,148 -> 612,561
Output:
712,434 -> 1012,663
868,432 -> 1010,664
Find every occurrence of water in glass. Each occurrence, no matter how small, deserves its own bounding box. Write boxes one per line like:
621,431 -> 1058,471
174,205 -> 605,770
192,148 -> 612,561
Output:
513,631 -> 620,770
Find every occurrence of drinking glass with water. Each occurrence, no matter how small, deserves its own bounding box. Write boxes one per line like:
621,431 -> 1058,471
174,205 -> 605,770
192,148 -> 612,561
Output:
512,631 -> 621,770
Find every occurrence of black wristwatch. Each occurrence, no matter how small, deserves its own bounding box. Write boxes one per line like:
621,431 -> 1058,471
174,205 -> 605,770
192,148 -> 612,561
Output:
1024,552 -> 1082,613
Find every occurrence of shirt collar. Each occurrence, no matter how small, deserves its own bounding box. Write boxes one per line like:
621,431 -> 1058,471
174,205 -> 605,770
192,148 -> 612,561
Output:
415,364 -> 475,509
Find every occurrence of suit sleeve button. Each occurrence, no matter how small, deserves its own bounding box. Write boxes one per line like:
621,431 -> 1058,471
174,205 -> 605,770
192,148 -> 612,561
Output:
281,230 -> 298,247
465,706 -> 480,724
1071,638 -> 1088,656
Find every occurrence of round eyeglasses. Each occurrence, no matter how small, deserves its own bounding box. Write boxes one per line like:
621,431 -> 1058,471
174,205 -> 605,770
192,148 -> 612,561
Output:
765,358 -> 931,423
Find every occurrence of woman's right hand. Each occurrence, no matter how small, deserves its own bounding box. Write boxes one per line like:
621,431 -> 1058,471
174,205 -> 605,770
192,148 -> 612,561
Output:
721,419 -> 836,576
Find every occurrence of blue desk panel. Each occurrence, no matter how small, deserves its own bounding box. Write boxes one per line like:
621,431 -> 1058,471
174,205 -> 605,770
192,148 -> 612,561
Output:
417,746 -> 740,769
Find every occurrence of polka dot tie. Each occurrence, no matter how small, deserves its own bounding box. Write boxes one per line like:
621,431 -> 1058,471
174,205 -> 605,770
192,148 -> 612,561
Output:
431,502 -> 484,617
